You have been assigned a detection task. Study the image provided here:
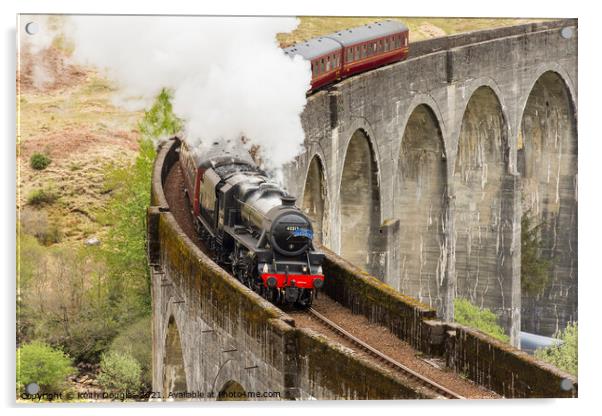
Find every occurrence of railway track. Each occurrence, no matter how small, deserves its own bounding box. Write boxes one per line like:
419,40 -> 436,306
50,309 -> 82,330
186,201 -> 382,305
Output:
306,307 -> 465,399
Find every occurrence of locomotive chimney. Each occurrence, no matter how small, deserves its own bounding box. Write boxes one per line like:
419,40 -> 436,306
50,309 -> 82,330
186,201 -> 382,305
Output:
281,195 -> 296,206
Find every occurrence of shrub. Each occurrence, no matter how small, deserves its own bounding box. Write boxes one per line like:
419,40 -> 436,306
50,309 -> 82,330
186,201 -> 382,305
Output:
110,317 -> 152,388
27,189 -> 58,207
521,211 -> 552,295
19,208 -> 61,245
97,351 -> 142,393
30,152 -> 52,170
17,341 -> 75,394
454,298 -> 509,342
535,322 -> 578,376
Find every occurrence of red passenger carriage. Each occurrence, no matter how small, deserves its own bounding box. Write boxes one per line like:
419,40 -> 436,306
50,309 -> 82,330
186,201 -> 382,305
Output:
283,20 -> 410,92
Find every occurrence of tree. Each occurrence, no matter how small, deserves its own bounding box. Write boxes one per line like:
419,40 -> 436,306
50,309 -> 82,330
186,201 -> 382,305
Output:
97,88 -> 182,319
17,341 -> 75,394
535,322 -> 578,376
110,317 -> 152,388
138,88 -> 183,142
454,298 -> 509,342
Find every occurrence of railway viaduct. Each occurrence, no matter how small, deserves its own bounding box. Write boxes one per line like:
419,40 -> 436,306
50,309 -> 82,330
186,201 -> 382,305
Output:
284,19 -> 578,341
147,19 -> 578,401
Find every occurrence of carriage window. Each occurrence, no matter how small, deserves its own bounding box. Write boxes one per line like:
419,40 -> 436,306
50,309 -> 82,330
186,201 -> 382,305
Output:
348,48 -> 353,62
320,59 -> 324,73
404,36 -> 408,46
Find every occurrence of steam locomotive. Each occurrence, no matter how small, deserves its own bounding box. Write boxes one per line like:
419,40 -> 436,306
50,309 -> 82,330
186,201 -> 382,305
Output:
178,139 -> 325,308
283,19 -> 409,92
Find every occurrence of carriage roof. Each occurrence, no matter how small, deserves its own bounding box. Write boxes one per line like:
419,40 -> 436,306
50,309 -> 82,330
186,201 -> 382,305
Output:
282,19 -> 408,60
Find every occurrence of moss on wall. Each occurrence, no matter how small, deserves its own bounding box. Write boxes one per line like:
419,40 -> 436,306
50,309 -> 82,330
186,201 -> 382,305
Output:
322,247 -> 436,350
296,328 -> 434,399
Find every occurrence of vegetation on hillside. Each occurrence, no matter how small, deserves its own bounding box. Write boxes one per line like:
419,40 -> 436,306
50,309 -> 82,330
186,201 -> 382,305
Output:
277,17 -> 545,46
535,322 -> 578,376
454,298 -> 509,342
17,89 -> 182,395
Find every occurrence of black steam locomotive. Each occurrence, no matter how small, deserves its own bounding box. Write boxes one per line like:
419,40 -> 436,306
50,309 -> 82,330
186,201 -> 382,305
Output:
178,139 -> 325,308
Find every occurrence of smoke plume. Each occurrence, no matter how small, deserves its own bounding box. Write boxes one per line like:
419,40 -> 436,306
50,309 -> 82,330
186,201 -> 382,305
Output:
64,15 -> 311,174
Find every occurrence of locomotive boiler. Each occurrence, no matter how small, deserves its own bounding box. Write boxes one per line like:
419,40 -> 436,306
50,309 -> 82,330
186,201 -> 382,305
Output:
178,139 -> 324,308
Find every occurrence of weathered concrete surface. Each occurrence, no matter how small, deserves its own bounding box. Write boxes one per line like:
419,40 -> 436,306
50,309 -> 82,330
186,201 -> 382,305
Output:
284,19 -> 578,340
445,323 -> 577,398
149,140 -> 436,400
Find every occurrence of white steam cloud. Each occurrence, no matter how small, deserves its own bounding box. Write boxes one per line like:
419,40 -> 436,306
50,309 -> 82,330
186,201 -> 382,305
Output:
66,15 -> 311,173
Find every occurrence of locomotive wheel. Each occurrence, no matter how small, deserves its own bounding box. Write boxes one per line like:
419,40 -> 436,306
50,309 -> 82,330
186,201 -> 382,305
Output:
295,289 -> 313,309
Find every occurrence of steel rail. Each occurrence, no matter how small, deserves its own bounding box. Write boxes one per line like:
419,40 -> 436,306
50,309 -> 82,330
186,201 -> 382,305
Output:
307,307 -> 465,399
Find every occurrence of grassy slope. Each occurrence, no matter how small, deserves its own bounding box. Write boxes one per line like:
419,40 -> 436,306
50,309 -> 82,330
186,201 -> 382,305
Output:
277,16 -> 545,45
18,72 -> 142,243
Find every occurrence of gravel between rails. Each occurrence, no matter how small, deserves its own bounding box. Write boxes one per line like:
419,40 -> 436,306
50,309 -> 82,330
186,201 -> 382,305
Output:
289,296 -> 500,399
163,161 -> 208,253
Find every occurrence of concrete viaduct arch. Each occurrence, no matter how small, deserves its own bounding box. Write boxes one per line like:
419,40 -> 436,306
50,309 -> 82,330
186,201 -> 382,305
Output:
300,154 -> 329,246
284,19 -> 578,341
